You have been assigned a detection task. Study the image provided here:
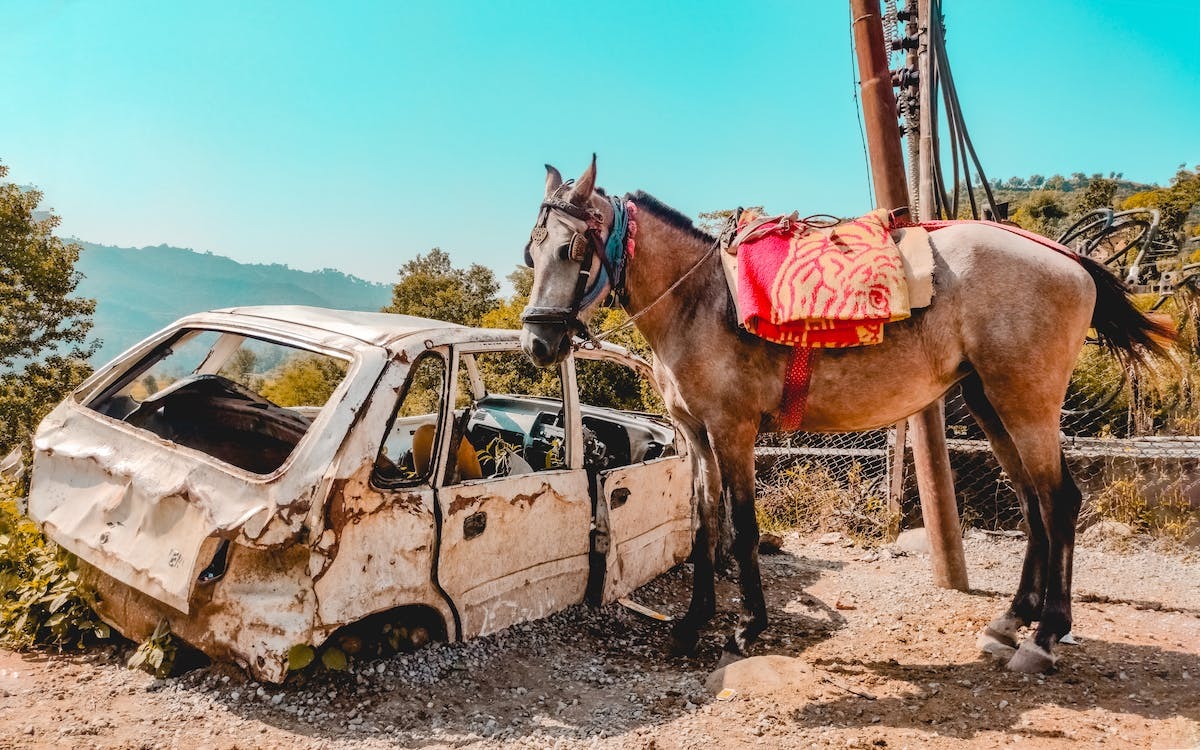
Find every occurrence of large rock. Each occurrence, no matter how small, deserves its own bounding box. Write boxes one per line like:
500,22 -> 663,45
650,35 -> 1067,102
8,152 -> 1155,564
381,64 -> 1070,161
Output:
1079,520 -> 1134,546
705,655 -> 812,696
894,527 -> 930,554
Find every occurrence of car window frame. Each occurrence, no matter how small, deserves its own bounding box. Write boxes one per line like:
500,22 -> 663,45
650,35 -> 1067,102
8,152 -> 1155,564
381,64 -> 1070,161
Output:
370,349 -> 451,490
72,321 -> 368,483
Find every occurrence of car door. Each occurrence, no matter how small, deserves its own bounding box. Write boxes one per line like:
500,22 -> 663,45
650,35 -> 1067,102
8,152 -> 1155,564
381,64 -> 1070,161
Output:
433,343 -> 592,639
572,350 -> 694,604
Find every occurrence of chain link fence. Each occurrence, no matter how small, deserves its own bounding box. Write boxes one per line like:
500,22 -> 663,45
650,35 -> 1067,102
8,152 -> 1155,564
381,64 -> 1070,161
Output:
755,294 -> 1200,541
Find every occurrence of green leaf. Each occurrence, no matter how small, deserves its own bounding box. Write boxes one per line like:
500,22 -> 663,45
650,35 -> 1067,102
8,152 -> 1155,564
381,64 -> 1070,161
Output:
48,592 -> 70,613
320,646 -> 348,671
288,644 -> 316,671
127,649 -> 147,670
94,623 -> 111,639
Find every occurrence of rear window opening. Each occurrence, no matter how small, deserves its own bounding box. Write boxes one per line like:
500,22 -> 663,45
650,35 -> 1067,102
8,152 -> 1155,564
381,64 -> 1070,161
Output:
86,329 -> 350,474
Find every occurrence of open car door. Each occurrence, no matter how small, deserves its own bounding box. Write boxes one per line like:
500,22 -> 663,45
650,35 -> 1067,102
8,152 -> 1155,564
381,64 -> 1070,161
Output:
571,351 -> 693,604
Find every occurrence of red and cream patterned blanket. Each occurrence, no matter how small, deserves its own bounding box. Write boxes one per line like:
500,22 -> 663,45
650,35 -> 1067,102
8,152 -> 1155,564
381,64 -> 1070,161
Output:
726,208 -> 926,348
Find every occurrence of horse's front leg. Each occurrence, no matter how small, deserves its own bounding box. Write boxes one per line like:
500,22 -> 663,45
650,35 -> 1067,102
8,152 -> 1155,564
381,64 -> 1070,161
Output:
713,424 -> 768,657
669,423 -> 719,655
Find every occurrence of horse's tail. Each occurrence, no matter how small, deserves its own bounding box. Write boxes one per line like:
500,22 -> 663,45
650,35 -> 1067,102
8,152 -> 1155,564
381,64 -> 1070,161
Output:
1078,253 -> 1177,366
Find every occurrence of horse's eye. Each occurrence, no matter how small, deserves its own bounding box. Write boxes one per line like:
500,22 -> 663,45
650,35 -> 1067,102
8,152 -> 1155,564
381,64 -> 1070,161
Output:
556,244 -> 571,262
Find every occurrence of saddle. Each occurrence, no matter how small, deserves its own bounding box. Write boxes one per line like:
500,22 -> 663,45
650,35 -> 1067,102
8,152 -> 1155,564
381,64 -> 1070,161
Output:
719,208 -> 935,348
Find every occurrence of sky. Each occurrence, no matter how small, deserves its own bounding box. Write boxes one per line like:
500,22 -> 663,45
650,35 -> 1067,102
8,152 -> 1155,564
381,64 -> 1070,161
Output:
2,0 -> 1197,285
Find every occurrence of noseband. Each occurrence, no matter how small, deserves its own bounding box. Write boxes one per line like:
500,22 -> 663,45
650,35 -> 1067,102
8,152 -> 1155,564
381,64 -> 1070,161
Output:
520,184 -> 631,336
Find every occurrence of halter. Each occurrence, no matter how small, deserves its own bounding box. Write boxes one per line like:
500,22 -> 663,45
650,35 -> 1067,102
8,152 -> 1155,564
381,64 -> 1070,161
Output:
520,183 -> 634,336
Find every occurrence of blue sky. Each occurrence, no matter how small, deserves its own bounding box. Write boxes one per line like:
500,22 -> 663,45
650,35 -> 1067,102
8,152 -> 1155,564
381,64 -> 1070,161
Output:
2,0 -> 1197,284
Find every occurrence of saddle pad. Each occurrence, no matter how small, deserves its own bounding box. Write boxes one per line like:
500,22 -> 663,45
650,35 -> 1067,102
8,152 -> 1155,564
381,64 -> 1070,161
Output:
727,209 -> 919,348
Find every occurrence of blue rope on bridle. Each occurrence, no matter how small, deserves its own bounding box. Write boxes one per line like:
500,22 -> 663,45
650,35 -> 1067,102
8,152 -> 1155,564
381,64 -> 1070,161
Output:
579,195 -> 630,309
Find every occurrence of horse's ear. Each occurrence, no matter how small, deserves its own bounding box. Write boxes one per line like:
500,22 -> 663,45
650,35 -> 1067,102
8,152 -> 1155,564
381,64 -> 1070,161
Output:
544,164 -> 563,196
569,153 -> 597,206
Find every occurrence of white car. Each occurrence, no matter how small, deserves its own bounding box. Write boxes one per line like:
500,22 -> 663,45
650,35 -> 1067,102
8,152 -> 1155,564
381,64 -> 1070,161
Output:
28,306 -> 693,682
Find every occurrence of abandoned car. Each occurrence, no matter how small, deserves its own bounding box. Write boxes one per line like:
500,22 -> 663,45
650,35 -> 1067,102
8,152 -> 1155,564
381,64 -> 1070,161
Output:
27,306 -> 693,681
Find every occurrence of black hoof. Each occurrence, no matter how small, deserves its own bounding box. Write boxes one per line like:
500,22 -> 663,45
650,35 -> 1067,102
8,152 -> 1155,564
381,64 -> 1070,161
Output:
669,623 -> 700,657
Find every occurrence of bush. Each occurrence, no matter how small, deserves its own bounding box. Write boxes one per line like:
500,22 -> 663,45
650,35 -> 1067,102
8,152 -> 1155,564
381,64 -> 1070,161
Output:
0,483 -> 109,648
756,460 -> 892,545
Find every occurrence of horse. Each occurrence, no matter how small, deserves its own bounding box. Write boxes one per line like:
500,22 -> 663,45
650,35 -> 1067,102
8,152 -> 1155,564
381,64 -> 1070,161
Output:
518,156 -> 1173,673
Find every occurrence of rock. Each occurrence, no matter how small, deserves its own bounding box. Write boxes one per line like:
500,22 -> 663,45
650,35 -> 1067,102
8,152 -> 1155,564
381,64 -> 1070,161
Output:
705,655 -> 812,696
759,533 -> 785,555
1080,521 -> 1134,545
818,532 -> 843,545
894,528 -> 930,555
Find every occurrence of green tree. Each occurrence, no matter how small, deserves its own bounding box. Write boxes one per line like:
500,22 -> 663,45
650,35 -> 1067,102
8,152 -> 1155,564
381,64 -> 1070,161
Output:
1010,190 -> 1069,236
384,248 -> 499,326
259,355 -> 348,408
479,267 -> 532,330
1121,164 -> 1200,237
0,165 -> 97,455
1076,177 -> 1118,214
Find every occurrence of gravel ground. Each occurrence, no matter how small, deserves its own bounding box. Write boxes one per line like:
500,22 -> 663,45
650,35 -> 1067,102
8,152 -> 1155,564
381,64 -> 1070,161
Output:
0,531 -> 1196,749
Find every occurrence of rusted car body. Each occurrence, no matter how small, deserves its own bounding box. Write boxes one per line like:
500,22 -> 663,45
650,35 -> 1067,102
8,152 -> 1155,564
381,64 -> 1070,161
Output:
27,306 -> 693,682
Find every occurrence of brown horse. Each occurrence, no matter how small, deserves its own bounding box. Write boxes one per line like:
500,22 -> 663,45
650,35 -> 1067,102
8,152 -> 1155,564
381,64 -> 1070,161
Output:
519,156 -> 1173,673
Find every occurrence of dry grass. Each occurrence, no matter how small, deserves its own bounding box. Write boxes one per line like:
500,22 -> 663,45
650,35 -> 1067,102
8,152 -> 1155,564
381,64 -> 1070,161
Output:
755,460 -> 894,545
1080,470 -> 1199,541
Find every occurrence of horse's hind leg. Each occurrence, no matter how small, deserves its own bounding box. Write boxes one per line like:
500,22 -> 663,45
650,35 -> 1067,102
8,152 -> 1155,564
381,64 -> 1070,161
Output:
1008,452 -> 1081,673
969,374 -> 1083,672
960,376 -> 1048,658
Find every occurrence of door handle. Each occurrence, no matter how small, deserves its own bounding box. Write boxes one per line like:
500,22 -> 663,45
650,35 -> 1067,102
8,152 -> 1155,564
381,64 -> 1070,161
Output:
610,487 -> 631,509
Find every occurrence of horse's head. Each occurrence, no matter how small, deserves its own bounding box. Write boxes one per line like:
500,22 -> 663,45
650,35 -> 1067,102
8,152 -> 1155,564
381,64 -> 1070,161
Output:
519,155 -> 620,367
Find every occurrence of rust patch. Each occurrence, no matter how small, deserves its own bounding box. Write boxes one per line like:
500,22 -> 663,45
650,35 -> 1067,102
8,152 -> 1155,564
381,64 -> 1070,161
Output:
447,481 -> 562,516
447,493 -> 484,517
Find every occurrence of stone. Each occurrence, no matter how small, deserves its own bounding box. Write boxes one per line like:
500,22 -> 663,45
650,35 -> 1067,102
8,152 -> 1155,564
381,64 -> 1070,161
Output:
705,655 -> 812,696
759,533 -> 785,555
894,527 -> 930,554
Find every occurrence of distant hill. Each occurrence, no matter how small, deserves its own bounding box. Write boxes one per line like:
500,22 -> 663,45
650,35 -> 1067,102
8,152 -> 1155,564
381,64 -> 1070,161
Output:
75,243 -> 392,364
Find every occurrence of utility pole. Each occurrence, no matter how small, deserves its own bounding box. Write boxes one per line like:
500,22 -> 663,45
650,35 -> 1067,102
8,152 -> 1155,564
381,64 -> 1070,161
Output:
851,0 -> 969,591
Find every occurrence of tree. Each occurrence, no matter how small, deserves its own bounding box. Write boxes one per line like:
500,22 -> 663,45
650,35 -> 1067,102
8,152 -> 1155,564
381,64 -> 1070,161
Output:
479,267 -> 532,330
1076,178 -> 1118,214
1010,191 -> 1069,236
259,355 -> 347,408
1028,174 -> 1046,189
1044,174 -> 1067,191
0,165 -> 96,454
1119,164 -> 1200,237
383,248 -> 499,326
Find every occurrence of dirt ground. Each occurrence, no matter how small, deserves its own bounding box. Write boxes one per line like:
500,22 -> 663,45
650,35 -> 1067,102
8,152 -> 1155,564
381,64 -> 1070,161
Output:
0,531 -> 1196,750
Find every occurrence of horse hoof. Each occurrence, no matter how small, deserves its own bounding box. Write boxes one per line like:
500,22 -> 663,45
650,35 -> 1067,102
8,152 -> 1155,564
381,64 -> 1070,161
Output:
669,625 -> 699,657
977,629 -> 1017,660
1006,639 -> 1058,673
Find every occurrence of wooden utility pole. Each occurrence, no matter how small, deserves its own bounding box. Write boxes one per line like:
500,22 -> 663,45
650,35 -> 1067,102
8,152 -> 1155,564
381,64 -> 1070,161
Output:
851,0 -> 969,591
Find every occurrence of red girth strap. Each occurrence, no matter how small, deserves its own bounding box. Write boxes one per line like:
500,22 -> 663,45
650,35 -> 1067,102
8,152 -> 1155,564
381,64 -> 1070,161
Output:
779,347 -> 813,431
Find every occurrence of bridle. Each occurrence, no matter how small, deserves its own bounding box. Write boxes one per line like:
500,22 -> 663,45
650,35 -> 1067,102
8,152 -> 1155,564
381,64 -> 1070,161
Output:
520,182 -> 628,338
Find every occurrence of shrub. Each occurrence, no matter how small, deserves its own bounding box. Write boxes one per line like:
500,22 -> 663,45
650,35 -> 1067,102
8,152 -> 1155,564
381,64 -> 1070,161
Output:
756,460 -> 892,544
0,483 -> 109,648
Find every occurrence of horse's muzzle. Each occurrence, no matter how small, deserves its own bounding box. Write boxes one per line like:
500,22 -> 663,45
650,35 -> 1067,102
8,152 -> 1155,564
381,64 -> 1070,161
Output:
520,323 -> 571,367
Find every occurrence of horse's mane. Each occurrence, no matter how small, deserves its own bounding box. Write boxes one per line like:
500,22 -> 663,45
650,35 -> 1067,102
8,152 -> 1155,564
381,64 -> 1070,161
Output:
625,190 -> 716,245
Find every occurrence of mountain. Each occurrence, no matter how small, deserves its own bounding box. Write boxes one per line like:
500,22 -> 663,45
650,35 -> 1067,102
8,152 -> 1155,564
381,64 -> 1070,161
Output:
74,242 -> 393,364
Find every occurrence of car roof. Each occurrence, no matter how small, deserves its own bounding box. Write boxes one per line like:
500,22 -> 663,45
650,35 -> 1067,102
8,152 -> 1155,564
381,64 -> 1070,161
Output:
210,305 -> 478,350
